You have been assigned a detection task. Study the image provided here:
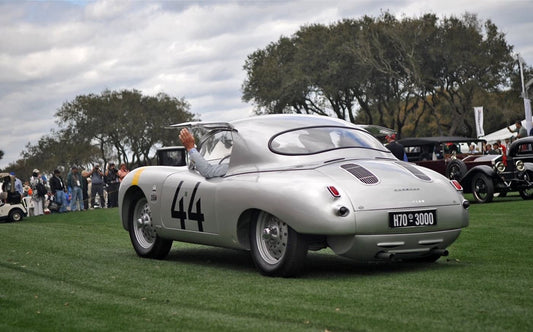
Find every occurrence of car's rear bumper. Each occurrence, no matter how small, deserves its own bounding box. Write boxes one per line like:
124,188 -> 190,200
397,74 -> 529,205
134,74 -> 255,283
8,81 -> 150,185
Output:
327,228 -> 463,261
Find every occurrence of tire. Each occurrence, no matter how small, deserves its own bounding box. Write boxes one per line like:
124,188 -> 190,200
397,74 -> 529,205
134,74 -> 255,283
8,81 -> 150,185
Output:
471,173 -> 494,203
128,195 -> 172,259
250,211 -> 308,277
8,209 -> 23,222
519,172 -> 533,200
446,159 -> 467,180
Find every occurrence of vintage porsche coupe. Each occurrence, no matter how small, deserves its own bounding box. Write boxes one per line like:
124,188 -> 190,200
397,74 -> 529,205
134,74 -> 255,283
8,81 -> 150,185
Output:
119,115 -> 469,277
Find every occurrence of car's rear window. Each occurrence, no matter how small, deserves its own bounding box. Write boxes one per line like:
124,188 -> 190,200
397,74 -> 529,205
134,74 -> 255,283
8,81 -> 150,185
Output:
269,126 -> 386,155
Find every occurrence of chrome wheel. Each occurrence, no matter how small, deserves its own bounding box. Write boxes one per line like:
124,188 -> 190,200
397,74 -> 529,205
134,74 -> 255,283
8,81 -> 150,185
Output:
255,213 -> 289,264
132,197 -> 156,250
250,211 -> 308,277
128,193 -> 172,259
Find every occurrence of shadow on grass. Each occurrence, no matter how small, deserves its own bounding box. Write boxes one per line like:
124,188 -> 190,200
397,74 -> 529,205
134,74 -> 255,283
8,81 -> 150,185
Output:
161,245 -> 467,278
466,192 -> 526,205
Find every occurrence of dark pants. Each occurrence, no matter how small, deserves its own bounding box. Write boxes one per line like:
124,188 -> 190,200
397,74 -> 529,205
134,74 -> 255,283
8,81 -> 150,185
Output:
107,182 -> 119,208
91,183 -> 104,207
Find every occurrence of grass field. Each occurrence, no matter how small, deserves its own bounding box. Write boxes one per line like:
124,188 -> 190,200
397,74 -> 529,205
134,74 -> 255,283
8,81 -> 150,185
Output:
1,194 -> 532,331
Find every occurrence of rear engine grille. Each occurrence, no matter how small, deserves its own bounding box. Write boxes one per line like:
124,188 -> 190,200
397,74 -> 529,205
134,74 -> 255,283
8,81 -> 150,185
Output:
395,161 -> 432,181
341,163 -> 379,184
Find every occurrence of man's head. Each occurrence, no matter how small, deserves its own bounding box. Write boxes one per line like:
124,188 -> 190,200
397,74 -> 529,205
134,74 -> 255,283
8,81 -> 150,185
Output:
385,134 -> 396,143
516,121 -> 522,128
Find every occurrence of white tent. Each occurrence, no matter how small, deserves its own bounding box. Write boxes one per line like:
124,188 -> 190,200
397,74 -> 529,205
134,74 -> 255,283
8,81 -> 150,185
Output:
481,117 -> 533,144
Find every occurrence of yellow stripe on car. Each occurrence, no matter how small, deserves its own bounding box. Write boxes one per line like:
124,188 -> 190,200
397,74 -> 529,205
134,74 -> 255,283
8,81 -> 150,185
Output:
131,168 -> 145,186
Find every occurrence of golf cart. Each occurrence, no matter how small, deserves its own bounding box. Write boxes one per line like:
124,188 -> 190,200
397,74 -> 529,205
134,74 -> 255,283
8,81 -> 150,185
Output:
0,173 -> 28,222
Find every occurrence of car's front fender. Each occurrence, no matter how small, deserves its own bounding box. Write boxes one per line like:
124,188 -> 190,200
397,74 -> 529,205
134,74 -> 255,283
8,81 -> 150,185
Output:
460,165 -> 496,192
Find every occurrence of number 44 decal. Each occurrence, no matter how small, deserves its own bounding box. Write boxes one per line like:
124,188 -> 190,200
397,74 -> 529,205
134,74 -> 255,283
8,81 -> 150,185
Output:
171,181 -> 205,232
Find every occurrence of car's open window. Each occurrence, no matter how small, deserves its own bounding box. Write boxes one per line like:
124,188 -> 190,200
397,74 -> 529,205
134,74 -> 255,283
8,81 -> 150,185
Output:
199,130 -> 233,163
269,126 -> 387,155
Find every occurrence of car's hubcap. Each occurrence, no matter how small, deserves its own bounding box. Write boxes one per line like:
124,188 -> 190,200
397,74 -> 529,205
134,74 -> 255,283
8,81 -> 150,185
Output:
133,200 -> 156,249
473,178 -> 490,201
256,213 -> 288,264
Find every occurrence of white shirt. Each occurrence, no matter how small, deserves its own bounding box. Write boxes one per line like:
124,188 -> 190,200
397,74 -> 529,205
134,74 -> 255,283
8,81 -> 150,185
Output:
188,148 -> 229,178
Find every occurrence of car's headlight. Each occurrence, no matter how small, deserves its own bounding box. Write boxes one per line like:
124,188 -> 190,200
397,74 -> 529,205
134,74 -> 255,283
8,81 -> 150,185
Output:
516,160 -> 525,172
495,161 -> 506,173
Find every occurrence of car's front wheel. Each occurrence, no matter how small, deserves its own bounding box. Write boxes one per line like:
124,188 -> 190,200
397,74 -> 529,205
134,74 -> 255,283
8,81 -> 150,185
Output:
519,172 -> 533,200
471,173 -> 494,203
250,211 -> 308,277
128,195 -> 172,259
9,209 -> 23,222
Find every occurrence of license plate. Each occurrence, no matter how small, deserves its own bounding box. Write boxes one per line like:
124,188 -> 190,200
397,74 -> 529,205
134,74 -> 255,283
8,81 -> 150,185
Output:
389,210 -> 437,228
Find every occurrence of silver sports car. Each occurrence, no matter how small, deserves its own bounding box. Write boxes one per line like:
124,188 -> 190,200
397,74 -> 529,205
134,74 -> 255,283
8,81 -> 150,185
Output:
119,114 -> 469,277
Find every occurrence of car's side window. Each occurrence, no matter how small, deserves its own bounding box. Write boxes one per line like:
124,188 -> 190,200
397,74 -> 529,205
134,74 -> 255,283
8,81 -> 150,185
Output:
199,130 -> 233,163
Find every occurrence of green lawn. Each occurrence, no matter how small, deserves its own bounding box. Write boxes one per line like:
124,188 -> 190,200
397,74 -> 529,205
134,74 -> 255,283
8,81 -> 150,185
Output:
1,195 -> 532,331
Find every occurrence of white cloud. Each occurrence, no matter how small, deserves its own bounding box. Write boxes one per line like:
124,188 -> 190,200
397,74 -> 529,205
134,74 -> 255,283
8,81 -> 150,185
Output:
1,0 -> 532,169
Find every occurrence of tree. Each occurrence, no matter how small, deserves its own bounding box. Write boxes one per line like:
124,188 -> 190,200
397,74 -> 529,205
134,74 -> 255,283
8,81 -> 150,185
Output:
7,89 -> 195,177
55,89 -> 195,167
242,12 -> 517,138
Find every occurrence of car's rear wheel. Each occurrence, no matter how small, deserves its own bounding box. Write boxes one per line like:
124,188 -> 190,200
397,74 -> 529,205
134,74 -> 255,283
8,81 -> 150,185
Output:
129,195 -> 172,259
471,173 -> 494,203
519,172 -> 533,200
8,209 -> 23,222
250,211 -> 308,277
446,159 -> 467,180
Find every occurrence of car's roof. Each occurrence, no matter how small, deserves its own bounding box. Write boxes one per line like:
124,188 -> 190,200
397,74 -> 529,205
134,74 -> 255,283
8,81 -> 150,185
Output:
179,114 -> 391,175
508,136 -> 533,156
398,136 -> 486,146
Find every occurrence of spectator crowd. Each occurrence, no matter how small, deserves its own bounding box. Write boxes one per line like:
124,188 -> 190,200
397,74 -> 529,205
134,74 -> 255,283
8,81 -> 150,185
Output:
2,163 -> 129,217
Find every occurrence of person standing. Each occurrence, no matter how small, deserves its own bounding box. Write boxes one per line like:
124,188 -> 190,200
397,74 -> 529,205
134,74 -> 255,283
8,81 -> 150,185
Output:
89,164 -> 105,208
81,170 -> 89,211
50,169 -> 68,213
385,134 -> 408,161
507,120 -> 527,139
67,166 -> 84,211
29,169 -> 45,216
105,163 -> 119,208
10,172 -> 24,196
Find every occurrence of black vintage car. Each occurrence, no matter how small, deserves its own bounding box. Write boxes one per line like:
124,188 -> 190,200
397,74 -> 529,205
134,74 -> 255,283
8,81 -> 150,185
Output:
399,136 -> 533,203
463,136 -> 533,203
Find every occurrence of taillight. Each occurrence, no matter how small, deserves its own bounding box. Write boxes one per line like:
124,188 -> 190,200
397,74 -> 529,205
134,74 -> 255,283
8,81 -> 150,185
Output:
327,186 -> 340,197
451,180 -> 463,191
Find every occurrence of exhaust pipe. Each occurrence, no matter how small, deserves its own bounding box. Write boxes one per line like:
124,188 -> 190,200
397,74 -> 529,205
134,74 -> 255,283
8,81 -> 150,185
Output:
375,252 -> 396,261
430,249 -> 449,257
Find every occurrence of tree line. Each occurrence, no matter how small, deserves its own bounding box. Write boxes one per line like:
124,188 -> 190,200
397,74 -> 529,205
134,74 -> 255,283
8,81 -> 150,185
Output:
3,89 -> 196,177
1,12 -> 531,177
242,12 -> 530,138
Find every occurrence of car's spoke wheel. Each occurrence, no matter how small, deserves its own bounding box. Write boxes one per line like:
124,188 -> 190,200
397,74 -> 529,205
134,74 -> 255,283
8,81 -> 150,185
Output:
129,195 -> 172,259
519,172 -> 533,200
446,159 -> 467,180
471,173 -> 494,203
250,211 -> 308,277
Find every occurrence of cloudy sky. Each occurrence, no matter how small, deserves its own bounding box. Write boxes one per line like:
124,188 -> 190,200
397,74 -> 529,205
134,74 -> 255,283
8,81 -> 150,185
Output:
1,0 -> 532,169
